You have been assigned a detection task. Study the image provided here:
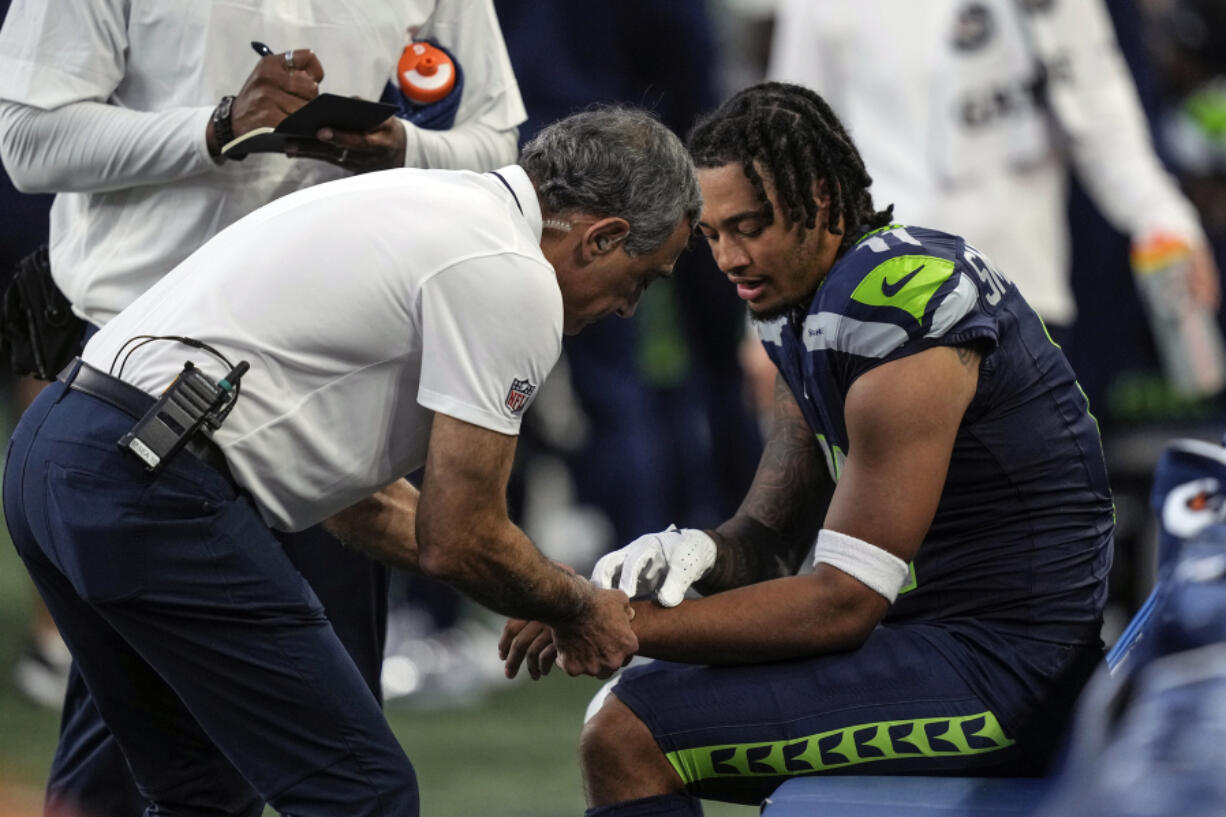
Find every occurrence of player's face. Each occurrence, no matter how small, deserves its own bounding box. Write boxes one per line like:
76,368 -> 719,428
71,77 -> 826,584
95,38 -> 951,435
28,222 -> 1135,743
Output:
561,217 -> 692,334
696,163 -> 834,320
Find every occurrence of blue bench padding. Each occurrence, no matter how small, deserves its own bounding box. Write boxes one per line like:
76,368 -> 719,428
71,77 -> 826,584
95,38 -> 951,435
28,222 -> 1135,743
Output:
760,775 -> 1050,816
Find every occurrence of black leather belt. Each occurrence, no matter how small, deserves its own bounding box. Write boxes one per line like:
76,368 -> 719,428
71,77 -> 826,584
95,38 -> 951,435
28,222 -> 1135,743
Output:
58,357 -> 235,484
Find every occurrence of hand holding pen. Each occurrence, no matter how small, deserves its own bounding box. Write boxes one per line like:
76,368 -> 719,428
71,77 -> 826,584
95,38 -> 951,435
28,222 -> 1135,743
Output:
228,40 -> 403,170
253,41 -> 406,171
206,39 -> 324,155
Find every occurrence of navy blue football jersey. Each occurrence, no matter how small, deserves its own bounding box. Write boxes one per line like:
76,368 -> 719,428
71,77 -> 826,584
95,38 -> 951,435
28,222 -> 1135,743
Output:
760,225 -> 1114,645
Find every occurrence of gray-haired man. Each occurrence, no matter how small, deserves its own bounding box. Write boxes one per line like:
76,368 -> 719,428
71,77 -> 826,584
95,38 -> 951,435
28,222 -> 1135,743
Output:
3,106 -> 699,817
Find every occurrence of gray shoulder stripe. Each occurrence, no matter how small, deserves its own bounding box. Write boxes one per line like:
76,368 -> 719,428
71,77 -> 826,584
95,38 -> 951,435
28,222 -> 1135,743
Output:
757,317 -> 786,346
926,273 -> 979,339
802,312 -> 909,359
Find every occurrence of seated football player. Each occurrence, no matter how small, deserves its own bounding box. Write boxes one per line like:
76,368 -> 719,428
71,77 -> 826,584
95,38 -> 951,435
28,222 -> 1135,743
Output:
500,82 -> 1115,817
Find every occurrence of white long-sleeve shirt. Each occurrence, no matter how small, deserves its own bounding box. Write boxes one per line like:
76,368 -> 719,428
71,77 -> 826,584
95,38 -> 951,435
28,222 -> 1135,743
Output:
0,0 -> 526,325
769,0 -> 1204,325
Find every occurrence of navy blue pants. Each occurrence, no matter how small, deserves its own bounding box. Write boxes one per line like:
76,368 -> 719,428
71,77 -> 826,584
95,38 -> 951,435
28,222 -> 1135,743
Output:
612,623 -> 1101,805
44,525 -> 391,817
5,381 -> 416,816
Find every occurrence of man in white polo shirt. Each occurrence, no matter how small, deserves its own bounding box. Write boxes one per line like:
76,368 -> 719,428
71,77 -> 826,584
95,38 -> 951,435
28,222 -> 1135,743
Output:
3,106 -> 699,817
0,3 -> 528,812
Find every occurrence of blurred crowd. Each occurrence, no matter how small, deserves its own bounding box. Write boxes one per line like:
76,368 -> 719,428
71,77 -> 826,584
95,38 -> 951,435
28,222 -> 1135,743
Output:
2,0 -> 1225,719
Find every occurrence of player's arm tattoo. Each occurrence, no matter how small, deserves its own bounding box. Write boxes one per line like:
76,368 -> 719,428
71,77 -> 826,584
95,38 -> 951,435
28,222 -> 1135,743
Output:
696,374 -> 830,594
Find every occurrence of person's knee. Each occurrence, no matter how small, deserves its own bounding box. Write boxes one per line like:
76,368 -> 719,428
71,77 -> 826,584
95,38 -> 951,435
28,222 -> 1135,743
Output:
580,694 -> 682,804
581,695 -> 644,771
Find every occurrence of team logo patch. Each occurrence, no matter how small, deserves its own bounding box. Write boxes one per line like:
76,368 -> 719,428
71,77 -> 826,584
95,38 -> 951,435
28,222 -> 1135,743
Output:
504,378 -> 536,413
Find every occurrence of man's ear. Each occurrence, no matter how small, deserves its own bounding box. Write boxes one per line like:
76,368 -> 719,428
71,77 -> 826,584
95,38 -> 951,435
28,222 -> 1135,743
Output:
582,218 -> 630,259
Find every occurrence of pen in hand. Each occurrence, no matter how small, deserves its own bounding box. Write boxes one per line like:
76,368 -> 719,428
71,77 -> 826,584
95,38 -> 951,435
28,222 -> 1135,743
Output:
253,40 -> 304,74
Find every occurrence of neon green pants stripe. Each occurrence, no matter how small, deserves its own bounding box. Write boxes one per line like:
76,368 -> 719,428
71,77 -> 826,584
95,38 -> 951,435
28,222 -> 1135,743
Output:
665,710 -> 1014,784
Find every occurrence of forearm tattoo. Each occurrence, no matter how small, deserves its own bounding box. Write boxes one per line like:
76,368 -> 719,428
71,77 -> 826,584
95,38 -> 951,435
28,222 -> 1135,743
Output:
699,376 -> 829,593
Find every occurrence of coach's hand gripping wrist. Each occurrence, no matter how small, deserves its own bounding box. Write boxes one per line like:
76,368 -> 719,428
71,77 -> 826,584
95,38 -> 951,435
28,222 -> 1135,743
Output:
590,525 -> 717,607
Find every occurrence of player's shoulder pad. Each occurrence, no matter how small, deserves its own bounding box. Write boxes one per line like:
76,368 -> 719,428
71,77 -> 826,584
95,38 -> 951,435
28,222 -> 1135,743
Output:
825,225 -> 963,319
808,224 -> 984,358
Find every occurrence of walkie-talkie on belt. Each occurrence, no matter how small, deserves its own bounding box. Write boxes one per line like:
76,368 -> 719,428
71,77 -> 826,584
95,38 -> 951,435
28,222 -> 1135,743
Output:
119,359 -> 249,474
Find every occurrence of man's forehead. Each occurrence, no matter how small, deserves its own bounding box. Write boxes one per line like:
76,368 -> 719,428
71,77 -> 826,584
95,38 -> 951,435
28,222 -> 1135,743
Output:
698,164 -> 770,216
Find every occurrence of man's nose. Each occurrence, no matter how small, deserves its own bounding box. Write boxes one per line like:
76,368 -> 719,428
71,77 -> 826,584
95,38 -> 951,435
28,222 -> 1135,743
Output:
616,296 -> 640,319
713,240 -> 748,272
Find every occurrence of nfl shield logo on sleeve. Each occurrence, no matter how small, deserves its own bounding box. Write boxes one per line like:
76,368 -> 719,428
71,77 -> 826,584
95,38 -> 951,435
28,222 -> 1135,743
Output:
504,378 -> 536,413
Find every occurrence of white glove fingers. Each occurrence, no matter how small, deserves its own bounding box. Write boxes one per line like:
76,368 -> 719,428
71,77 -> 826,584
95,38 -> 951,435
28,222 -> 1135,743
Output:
590,551 -> 626,590
618,544 -> 660,597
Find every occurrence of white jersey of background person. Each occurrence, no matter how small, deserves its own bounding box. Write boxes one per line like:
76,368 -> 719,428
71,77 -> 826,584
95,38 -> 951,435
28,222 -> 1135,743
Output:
85,165 -> 559,531
0,0 -> 526,326
769,0 -> 1205,326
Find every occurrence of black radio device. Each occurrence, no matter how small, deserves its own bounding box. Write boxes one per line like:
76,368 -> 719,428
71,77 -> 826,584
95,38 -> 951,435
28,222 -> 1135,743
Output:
118,359 -> 249,474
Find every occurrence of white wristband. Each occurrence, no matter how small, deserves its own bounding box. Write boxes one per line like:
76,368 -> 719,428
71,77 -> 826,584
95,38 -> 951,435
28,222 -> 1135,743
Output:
812,529 -> 910,602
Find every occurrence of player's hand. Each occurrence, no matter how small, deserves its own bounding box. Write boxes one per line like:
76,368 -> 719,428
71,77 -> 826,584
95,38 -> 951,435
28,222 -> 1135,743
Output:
285,116 -> 407,173
500,619 -> 557,680
551,587 -> 637,679
208,49 -> 325,155
591,525 -> 717,607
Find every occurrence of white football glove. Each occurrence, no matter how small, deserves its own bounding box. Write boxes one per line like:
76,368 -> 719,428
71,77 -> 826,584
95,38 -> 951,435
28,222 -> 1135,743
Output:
590,524 -> 717,607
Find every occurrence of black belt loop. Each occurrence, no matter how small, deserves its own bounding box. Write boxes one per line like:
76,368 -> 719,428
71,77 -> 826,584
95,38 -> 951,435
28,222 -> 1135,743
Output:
57,357 -> 83,385
489,170 -> 524,215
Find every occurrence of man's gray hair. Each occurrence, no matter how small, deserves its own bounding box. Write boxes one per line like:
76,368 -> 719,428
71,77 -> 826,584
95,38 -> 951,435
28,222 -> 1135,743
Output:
520,106 -> 702,257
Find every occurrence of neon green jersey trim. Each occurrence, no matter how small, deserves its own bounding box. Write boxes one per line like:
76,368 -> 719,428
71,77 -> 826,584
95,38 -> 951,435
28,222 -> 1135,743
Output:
665,710 -> 1014,784
898,561 -> 918,595
850,254 -> 955,322
856,223 -> 907,243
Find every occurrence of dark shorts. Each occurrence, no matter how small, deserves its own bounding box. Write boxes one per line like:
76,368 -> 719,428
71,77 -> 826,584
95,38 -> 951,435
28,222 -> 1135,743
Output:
611,623 -> 1100,804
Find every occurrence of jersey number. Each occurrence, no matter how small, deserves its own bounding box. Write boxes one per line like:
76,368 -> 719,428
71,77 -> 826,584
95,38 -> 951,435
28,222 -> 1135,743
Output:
964,244 -> 1011,306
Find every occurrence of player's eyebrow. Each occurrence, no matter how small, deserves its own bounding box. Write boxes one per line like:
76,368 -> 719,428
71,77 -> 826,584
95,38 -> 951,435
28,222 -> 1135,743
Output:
697,205 -> 771,232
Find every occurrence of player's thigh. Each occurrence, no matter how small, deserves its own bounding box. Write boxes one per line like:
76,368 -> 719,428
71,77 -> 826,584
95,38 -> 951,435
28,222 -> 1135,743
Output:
610,625 -> 1029,804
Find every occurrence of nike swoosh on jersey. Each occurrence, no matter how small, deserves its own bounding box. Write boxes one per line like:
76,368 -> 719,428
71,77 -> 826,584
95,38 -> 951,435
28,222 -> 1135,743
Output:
881,264 -> 925,298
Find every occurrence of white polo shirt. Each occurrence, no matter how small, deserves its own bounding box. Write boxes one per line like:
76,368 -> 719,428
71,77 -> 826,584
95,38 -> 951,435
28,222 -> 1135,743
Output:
83,165 -> 561,532
0,0 -> 526,325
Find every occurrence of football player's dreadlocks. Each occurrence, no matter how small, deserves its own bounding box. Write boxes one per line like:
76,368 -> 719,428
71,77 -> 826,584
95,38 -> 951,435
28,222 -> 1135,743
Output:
688,82 -> 894,253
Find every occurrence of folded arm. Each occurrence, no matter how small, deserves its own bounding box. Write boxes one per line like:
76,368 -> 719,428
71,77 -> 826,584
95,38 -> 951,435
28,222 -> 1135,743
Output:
630,345 -> 981,663
507,346 -> 981,676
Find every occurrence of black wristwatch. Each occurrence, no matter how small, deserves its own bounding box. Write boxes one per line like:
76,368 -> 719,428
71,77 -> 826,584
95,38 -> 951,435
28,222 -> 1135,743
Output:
212,95 -> 243,159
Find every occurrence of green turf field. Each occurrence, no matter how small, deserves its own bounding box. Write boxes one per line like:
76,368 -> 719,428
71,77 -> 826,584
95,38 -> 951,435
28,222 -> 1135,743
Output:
0,518 -> 753,816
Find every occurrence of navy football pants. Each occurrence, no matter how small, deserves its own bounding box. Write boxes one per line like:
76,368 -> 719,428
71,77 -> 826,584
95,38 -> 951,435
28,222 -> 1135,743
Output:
613,624 -> 1101,805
